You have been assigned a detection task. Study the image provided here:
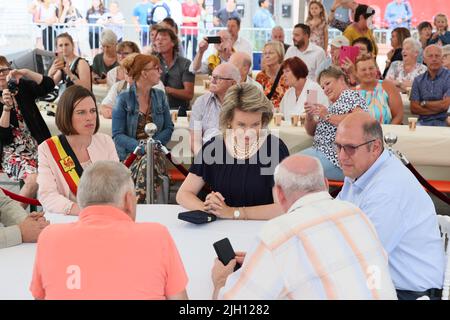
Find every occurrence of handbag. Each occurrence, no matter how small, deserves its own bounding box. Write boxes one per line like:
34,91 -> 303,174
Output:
178,210 -> 217,224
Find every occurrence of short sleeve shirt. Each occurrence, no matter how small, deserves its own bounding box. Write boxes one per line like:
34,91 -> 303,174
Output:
215,9 -> 240,27
133,3 -> 153,25
92,53 -> 119,77
313,90 -> 368,167
385,61 -> 427,83
158,54 -> 195,110
30,206 -> 188,299
189,135 -> 290,208
189,92 -> 222,143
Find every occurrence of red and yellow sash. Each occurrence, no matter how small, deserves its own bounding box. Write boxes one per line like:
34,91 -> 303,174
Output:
45,135 -> 83,196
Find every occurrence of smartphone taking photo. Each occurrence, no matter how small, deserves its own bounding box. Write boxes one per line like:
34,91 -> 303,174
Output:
206,36 -> 221,44
306,89 -> 318,105
339,45 -> 360,66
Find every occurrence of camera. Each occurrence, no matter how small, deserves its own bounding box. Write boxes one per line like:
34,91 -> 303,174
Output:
7,79 -> 18,95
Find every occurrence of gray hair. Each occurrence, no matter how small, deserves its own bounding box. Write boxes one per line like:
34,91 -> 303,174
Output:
442,44 -> 450,57
362,118 -> 384,152
424,44 -> 443,57
272,25 -> 284,34
219,62 -> 241,83
101,29 -> 118,46
274,157 -> 327,195
403,37 -> 422,55
77,161 -> 134,209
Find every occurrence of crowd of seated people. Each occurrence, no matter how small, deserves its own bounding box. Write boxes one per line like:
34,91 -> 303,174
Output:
0,5 -> 449,301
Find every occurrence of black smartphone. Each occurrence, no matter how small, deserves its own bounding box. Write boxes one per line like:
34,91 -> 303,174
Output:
206,36 -> 221,44
213,238 -> 241,271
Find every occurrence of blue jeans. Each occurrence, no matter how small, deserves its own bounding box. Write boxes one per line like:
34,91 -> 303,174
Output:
418,113 -> 448,127
299,147 -> 344,181
418,118 -> 448,127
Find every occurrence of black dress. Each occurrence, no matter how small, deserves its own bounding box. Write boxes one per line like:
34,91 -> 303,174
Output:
383,48 -> 403,79
189,134 -> 290,207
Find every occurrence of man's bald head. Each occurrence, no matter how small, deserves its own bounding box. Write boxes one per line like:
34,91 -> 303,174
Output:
209,63 -> 240,96
274,155 -> 327,211
339,112 -> 376,134
336,112 -> 384,180
217,30 -> 232,42
229,52 -> 252,82
214,62 -> 241,82
230,52 -> 252,69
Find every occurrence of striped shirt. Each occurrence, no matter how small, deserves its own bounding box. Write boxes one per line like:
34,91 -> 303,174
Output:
219,192 -> 397,300
189,92 -> 222,144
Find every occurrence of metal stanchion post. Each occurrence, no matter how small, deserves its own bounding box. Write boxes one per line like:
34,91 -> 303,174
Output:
145,123 -> 157,204
384,133 -> 409,165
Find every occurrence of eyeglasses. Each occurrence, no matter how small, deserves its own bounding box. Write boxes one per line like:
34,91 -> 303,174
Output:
143,66 -> 162,72
334,139 -> 376,156
0,67 -> 11,75
117,51 -> 133,56
210,75 -> 234,82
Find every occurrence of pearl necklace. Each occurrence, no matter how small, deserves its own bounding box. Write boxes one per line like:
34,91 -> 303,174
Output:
232,137 -> 259,160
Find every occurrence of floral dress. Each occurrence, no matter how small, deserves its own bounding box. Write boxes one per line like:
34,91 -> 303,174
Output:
309,20 -> 327,49
313,90 -> 368,167
256,71 -> 289,110
1,102 -> 38,181
130,110 -> 168,204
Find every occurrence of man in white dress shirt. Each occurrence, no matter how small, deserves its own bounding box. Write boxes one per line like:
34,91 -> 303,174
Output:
285,23 -> 327,81
227,17 -> 253,60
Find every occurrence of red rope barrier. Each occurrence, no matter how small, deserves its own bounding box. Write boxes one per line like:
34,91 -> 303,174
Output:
0,187 -> 41,206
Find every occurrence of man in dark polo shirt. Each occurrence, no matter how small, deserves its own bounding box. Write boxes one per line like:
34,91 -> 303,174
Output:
155,28 -> 195,116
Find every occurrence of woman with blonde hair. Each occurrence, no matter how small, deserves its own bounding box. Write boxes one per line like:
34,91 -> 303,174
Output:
176,83 -> 289,220
302,66 -> 368,181
100,52 -> 165,119
112,54 -> 174,203
256,41 -> 288,109
356,54 -> 403,124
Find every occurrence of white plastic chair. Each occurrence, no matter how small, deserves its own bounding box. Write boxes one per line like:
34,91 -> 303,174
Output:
437,215 -> 450,300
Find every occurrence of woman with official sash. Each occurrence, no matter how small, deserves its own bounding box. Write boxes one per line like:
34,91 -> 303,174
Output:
37,85 -> 119,215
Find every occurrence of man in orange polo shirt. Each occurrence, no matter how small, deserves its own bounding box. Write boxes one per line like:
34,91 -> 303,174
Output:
30,161 -> 188,300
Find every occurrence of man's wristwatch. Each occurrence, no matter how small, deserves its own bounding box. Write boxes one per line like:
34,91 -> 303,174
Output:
420,101 -> 427,107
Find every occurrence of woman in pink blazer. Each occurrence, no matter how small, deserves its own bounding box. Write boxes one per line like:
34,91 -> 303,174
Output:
37,85 -> 119,215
